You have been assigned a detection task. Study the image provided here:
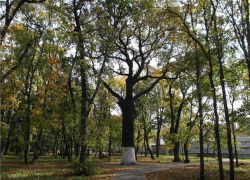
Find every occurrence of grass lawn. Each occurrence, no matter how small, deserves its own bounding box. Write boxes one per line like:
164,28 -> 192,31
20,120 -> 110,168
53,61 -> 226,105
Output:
1,154 -> 120,180
1,153 -> 250,179
145,161 -> 250,180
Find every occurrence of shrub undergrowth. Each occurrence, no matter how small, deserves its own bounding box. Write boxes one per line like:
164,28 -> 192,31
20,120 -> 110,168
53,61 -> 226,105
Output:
70,158 -> 100,176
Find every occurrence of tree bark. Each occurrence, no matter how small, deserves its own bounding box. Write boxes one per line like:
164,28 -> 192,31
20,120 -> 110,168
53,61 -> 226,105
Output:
119,98 -> 138,165
168,82 -> 186,162
208,57 -> 224,180
173,142 -> 180,162
24,92 -> 31,164
142,113 -> 154,160
75,143 -> 80,158
218,54 -> 234,180
108,127 -> 112,160
135,129 -> 141,160
24,65 -> 35,164
73,0 -> 88,165
32,127 -> 43,162
156,126 -> 160,157
213,9 -> 234,178
229,0 -> 250,85
195,44 -> 204,179
156,113 -> 163,157
183,143 -> 189,162
61,115 -> 72,162
232,124 -> 238,168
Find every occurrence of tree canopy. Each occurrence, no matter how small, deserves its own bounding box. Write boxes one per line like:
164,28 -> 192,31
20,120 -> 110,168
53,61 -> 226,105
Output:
1,0 -> 249,178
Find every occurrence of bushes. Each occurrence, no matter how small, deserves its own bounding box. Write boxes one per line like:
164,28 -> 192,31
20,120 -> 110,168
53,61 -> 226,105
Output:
168,149 -> 174,156
70,159 -> 100,176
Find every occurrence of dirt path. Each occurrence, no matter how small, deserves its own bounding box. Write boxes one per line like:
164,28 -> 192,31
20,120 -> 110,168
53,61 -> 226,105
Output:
99,162 -> 200,180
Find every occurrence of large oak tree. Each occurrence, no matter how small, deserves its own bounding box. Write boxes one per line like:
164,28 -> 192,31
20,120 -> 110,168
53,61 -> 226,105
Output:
99,0 -> 176,164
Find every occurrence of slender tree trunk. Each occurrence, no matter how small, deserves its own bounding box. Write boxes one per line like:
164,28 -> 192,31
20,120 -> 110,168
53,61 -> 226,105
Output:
218,60 -> 234,179
245,0 -> 250,85
75,143 -> 80,158
68,139 -> 72,162
146,135 -> 154,160
24,74 -> 34,164
156,116 -> 162,157
32,127 -> 43,162
184,142 -> 189,162
135,129 -> 141,160
230,91 -> 239,168
73,0 -> 88,165
168,82 -> 185,162
195,44 -> 205,179
214,14 -> 235,177
169,83 -> 178,162
108,100 -> 112,160
208,57 -> 224,180
156,126 -> 160,157
87,148 -> 90,157
99,150 -> 103,159
1,141 -> 4,157
24,94 -> 30,164
4,129 -> 11,155
3,111 -> 12,155
231,0 -> 250,84
108,126 -> 112,160
79,61 -> 88,164
144,138 -> 147,156
54,141 -> 58,158
232,124 -> 238,168
142,115 -> 154,160
53,130 -> 59,156
173,142 -> 180,162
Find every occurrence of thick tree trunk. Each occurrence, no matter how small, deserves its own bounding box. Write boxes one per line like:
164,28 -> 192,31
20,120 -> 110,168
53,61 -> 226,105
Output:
119,99 -> 137,165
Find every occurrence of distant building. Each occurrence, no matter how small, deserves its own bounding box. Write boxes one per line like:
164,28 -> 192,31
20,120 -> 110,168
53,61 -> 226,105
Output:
150,136 -> 250,158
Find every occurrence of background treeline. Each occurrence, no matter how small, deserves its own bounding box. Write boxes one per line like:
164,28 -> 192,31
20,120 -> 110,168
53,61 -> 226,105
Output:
1,0 -> 249,179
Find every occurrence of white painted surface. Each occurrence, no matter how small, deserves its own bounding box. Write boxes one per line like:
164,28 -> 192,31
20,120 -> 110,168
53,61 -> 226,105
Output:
120,147 -> 138,165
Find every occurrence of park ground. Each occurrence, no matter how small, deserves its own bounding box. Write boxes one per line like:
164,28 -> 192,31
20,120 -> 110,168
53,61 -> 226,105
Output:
1,153 -> 250,180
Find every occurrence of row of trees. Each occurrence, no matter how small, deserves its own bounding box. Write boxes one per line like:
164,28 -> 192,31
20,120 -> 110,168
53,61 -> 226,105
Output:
1,0 -> 250,179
